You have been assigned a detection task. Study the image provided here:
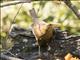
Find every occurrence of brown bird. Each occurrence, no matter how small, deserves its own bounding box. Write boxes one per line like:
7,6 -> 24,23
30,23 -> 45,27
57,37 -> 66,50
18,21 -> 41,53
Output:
29,8 -> 59,56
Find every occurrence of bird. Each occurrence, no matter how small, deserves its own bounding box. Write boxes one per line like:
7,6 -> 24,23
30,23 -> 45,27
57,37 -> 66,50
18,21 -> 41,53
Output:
29,8 -> 60,56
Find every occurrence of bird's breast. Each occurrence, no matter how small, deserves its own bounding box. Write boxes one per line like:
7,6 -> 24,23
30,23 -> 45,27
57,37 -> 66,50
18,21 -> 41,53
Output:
32,23 -> 48,38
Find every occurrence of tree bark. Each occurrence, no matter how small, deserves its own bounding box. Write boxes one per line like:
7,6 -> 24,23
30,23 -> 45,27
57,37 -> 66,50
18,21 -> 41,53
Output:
63,0 -> 80,19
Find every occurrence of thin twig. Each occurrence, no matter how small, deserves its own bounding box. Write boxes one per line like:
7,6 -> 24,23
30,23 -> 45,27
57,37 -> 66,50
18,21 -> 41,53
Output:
4,3 -> 23,55
63,0 -> 80,19
7,3 -> 23,38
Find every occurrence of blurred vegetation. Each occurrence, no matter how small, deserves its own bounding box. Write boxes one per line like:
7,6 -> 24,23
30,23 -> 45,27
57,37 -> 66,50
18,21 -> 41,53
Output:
0,1 -> 80,52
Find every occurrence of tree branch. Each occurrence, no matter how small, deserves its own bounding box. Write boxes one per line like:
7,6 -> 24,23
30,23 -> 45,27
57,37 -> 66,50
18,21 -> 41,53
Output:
0,0 -> 31,7
63,0 -> 80,19
0,53 -> 23,60
1,1 -> 22,7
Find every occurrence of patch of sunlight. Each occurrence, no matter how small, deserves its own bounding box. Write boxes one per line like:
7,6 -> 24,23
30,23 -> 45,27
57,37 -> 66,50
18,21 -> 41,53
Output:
1,5 -> 16,19
17,21 -> 31,28
1,32 -> 6,37
63,20 -> 69,26
41,2 -> 53,20
0,45 -> 2,49
69,20 -> 76,27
